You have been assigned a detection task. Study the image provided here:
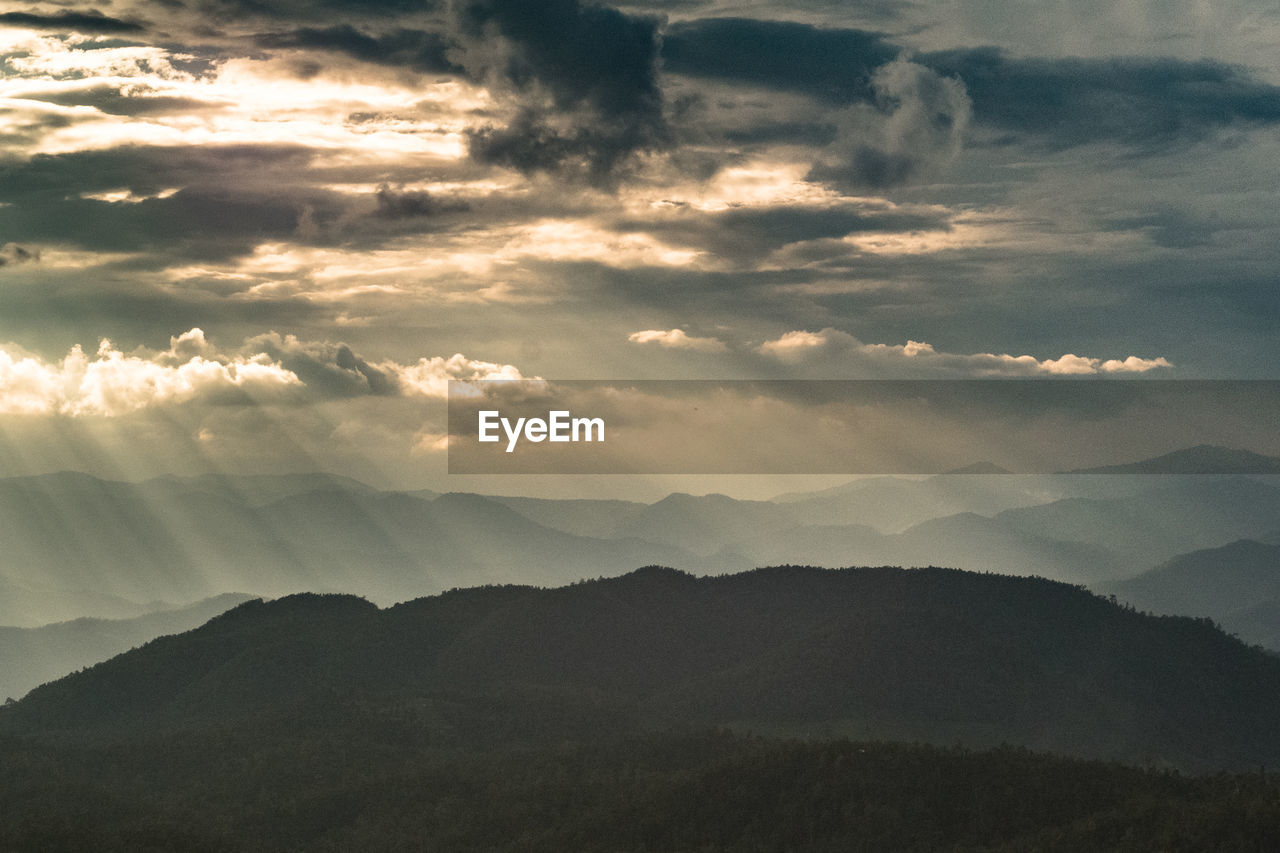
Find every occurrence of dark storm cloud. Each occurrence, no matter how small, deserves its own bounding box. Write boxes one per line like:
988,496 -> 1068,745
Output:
14,85 -> 223,117
373,184 -> 470,219
196,0 -> 439,19
0,110 -> 77,148
614,203 -> 953,260
0,10 -> 146,34
0,189 -> 325,260
723,121 -> 839,146
254,25 -> 463,73
662,18 -> 898,104
459,0 -> 668,182
0,145 -> 319,201
1109,208 -> 1220,249
921,48 -> 1280,146
467,109 -> 663,184
661,18 -> 1280,151
0,144 -> 491,256
0,273 -> 324,347
245,333 -> 399,397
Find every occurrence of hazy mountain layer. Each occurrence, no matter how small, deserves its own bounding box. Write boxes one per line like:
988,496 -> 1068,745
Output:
1107,540 -> 1280,650
1,459 -> 1275,628
0,593 -> 254,701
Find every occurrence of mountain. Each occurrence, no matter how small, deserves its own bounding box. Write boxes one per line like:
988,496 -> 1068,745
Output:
610,493 -> 802,554
3,466 -> 1279,630
482,494 -> 646,537
1110,539 -> 1280,617
944,461 -> 1013,474
138,472 -> 380,506
0,474 -> 698,624
770,475 -> 1062,533
1106,540 -> 1280,649
709,475 -> 1280,585
990,477 -> 1280,567
1065,444 -> 1280,474
3,727 -> 1279,851
0,593 -> 254,701
8,565 -> 1280,771
1221,599 -> 1280,653
717,514 -> 1123,584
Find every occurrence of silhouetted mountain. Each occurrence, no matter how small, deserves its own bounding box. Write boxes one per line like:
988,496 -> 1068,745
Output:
1064,444 -> 1280,474
7,566 -> 1280,771
0,593 -> 254,701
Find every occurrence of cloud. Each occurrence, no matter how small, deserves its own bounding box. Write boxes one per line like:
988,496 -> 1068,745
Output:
0,329 -> 527,416
615,199 -> 954,262
661,18 -> 1280,152
757,330 -> 828,360
0,10 -> 145,34
245,330 -> 526,399
373,184 -> 470,219
0,335 -> 303,417
0,146 -> 319,204
0,244 -> 40,268
661,18 -> 897,103
809,59 -> 972,189
457,0 -> 668,183
13,85 -> 223,117
628,328 -> 727,352
253,25 -> 463,74
921,48 -> 1280,147
396,353 -> 526,397
758,328 -> 1172,376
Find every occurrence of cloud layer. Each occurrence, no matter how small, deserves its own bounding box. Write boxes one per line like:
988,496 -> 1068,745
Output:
0,329 -> 525,417
0,0 -> 1277,485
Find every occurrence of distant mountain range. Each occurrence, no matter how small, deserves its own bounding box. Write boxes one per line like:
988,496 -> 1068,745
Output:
0,593 -> 253,701
0,446 -> 1277,633
1108,539 -> 1280,650
6,566 -> 1280,771
1063,444 -> 1280,475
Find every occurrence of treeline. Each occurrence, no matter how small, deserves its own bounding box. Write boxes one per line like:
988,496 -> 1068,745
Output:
2,725 -> 1279,852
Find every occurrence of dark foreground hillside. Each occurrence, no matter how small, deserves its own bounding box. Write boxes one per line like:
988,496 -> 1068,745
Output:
3,728 -> 1280,852
5,565 -> 1280,850
7,565 -> 1280,769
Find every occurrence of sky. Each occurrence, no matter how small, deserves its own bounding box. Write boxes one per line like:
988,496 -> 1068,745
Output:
0,0 -> 1278,493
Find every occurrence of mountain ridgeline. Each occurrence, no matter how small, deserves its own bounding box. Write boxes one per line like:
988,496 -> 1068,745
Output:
6,565 -> 1280,772
4,456 -> 1280,628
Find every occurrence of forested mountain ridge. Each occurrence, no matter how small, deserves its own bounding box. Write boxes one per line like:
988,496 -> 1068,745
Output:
7,565 -> 1280,772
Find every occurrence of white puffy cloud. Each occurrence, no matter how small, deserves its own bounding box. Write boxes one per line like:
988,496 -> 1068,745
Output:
756,330 -> 829,360
0,329 -> 527,416
0,336 -> 303,417
758,328 -> 1172,376
395,353 -> 527,398
627,329 -> 727,353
